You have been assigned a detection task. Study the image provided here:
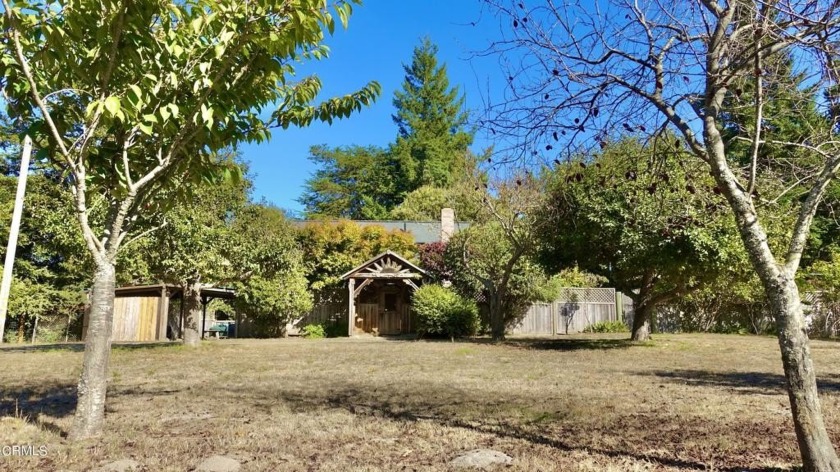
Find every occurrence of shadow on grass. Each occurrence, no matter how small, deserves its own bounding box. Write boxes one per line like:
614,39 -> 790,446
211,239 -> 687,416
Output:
217,382 -> 797,472
646,369 -> 840,395
3,376 -> 801,471
503,337 -> 647,351
393,335 -> 647,351
3,370 -> 803,471
0,341 -> 181,353
0,382 -> 77,437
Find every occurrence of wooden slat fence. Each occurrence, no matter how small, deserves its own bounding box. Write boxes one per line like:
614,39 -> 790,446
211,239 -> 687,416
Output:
111,296 -> 159,341
288,301 -> 346,335
511,288 -> 627,335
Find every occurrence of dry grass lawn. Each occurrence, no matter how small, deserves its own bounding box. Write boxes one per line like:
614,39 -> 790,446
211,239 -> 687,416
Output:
2,333 -> 840,471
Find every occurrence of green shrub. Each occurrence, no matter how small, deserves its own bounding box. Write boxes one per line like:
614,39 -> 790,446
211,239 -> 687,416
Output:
584,320 -> 629,333
300,323 -> 326,339
413,284 -> 479,339
33,325 -> 66,343
324,321 -> 346,338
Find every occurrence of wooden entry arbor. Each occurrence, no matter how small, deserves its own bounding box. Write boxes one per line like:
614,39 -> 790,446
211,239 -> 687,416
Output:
341,251 -> 426,336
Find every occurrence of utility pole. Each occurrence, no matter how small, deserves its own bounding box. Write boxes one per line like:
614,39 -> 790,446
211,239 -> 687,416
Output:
0,135 -> 33,343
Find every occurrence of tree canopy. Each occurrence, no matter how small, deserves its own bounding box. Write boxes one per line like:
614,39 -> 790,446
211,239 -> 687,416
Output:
536,138 -> 746,340
390,37 -> 473,193
300,37 -> 476,219
299,145 -> 397,219
296,220 -> 417,299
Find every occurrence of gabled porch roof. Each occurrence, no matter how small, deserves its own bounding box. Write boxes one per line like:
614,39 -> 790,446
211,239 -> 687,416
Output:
340,250 -> 427,280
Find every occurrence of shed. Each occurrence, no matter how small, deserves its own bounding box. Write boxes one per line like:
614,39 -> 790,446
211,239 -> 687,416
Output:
82,284 -> 235,342
341,251 -> 426,336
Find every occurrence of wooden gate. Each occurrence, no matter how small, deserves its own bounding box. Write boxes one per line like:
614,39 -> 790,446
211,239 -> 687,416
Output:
355,303 -> 412,335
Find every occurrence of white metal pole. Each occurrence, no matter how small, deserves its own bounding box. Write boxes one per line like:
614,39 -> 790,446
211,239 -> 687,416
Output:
0,135 -> 33,343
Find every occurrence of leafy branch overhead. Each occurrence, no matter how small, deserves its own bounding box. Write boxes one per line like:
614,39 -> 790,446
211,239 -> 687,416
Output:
1,0 -> 381,261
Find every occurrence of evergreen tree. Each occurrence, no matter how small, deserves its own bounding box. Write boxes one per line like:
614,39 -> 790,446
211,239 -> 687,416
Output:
300,38 -> 476,218
299,145 -> 398,219
391,37 -> 473,193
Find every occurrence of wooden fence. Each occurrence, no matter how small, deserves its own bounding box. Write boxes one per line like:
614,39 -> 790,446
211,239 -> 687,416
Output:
111,296 -> 160,341
291,288 -> 632,336
511,288 -> 628,335
287,300 -> 346,335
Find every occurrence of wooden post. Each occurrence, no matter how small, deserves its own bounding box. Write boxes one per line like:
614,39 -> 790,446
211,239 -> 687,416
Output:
179,291 -> 184,339
551,301 -> 557,335
348,278 -> 356,337
65,310 -> 72,342
157,286 -> 169,341
201,295 -> 207,340
0,136 -> 32,344
31,313 -> 38,344
615,291 -> 624,323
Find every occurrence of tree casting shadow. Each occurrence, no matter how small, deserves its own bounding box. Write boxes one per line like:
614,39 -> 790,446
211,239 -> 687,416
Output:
646,369 -> 840,395
499,337 -> 643,351
217,381 -> 797,472
0,341 -> 179,353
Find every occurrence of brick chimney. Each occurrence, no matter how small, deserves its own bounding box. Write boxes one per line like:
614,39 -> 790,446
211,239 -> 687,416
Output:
440,208 -> 455,243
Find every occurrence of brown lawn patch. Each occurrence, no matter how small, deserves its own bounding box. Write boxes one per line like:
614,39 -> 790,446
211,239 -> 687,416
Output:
1,333 -> 838,471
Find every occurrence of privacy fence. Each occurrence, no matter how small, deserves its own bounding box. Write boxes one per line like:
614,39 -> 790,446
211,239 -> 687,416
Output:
511,288 -> 633,335
292,288 -> 635,336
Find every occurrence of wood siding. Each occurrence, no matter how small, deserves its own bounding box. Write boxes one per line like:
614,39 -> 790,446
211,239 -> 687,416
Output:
111,296 -> 161,341
288,301 -> 347,336
291,301 -> 413,336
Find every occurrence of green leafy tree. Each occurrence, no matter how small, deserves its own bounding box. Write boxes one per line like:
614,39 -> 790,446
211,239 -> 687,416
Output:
123,170 -> 314,342
446,222 -> 552,341
300,145 -> 397,219
1,0 -> 380,439
0,171 -> 89,343
124,154 -> 250,346
444,176 -> 550,341
389,181 -> 483,221
296,221 -> 417,301
301,38 -> 477,219
228,203 -> 313,337
412,284 -> 479,340
233,272 -> 312,338
391,37 -> 474,193
551,266 -> 608,289
537,139 -> 746,341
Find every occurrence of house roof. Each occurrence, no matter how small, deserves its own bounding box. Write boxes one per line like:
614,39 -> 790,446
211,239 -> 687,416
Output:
114,284 -> 235,299
293,219 -> 470,244
340,250 -> 427,280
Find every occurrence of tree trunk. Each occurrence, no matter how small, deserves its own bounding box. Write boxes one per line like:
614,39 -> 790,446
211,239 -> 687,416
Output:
631,302 -> 651,342
630,273 -> 656,342
768,273 -> 840,471
30,313 -> 38,343
706,134 -> 840,469
182,280 -> 202,347
68,259 -> 115,440
17,313 -> 24,343
489,292 -> 505,342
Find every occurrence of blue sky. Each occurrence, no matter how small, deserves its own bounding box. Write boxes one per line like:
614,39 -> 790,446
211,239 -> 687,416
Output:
241,0 -> 505,215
